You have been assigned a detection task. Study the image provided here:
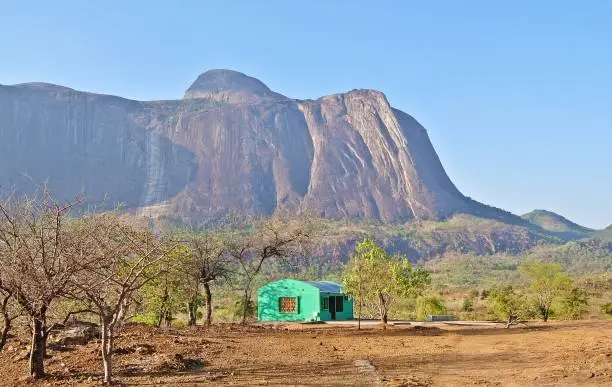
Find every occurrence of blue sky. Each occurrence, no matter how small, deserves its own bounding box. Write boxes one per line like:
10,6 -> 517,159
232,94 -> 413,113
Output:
1,1 -> 610,228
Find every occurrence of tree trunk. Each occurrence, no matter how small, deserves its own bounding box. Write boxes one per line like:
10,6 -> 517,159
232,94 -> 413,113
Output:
203,282 -> 213,325
165,310 -> 173,328
506,313 -> 517,328
357,280 -> 363,331
241,287 -> 251,324
357,297 -> 361,331
156,304 -> 164,328
29,314 -> 46,378
0,310 -> 11,352
101,317 -> 114,385
187,299 -> 197,326
0,319 -> 9,351
159,286 -> 170,327
42,328 -> 48,358
378,293 -> 388,326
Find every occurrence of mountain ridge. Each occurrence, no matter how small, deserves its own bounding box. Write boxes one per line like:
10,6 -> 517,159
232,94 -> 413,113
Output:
0,69 -> 538,227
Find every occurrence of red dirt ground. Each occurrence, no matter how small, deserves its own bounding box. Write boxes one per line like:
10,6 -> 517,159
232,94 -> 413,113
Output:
0,320 -> 610,386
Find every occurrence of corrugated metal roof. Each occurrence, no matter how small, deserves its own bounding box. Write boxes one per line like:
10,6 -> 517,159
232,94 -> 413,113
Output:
304,281 -> 343,293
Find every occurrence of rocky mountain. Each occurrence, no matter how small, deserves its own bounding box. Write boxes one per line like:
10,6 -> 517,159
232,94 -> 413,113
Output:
521,210 -> 595,241
0,69 -> 520,225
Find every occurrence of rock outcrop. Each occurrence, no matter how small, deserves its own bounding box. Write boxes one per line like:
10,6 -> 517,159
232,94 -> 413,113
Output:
0,69 -> 517,224
184,69 -> 287,104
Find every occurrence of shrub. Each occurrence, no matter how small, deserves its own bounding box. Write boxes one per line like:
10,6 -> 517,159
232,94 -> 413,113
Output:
416,294 -> 446,320
488,286 -> 525,327
479,289 -> 489,299
462,298 -> 474,312
233,297 -> 256,321
558,288 -> 589,320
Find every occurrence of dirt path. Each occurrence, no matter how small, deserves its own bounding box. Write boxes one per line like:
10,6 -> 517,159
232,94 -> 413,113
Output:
0,321 -> 610,386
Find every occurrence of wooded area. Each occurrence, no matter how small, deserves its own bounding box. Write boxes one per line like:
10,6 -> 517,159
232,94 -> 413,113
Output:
0,191 -> 609,384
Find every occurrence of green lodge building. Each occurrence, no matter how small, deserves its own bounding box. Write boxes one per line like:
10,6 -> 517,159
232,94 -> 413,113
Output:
257,279 -> 354,322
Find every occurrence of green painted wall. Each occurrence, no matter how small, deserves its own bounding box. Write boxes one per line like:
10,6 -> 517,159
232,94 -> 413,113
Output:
258,279 -> 318,321
257,279 -> 354,322
317,292 -> 354,321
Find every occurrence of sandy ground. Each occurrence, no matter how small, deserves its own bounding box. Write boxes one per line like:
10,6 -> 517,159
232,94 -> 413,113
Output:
0,320 -> 610,386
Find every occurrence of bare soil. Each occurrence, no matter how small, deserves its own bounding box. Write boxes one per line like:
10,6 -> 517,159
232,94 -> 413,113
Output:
0,320 -> 610,386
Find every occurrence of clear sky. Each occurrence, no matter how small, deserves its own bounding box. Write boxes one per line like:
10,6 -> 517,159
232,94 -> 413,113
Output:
1,1 -> 610,228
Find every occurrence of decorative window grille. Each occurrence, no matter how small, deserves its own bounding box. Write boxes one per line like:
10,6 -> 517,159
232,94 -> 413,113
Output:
279,297 -> 298,313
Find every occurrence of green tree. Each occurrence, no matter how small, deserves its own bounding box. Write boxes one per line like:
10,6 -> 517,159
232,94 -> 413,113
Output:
489,285 -> 524,328
343,246 -> 367,329
416,294 -> 446,320
519,262 -> 573,322
600,302 -> 612,315
559,287 -> 589,320
135,244 -> 192,327
343,239 -> 430,325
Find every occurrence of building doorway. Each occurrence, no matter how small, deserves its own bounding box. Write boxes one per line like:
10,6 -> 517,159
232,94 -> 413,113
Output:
328,296 -> 344,320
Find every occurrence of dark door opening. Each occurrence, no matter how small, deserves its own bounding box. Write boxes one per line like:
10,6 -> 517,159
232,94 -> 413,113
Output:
329,296 -> 336,320
335,296 -> 344,314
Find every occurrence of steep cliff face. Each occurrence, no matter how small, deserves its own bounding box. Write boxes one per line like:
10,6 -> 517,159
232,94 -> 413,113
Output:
296,90 -> 472,221
0,83 -> 197,207
0,69 -> 514,224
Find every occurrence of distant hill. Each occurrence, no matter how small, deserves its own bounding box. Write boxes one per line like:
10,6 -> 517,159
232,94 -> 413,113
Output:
289,214 -> 561,264
521,210 -> 594,241
593,225 -> 612,242
272,216 -> 611,285
425,238 -> 612,290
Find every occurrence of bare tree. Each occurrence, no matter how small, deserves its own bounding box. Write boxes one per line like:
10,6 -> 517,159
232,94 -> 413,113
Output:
180,232 -> 231,325
0,287 -> 20,351
226,214 -> 313,324
0,191 -> 83,378
70,213 -> 173,385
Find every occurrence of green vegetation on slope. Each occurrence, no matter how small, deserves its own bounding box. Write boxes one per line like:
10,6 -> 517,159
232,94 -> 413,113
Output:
593,225 -> 612,242
524,239 -> 612,275
424,239 -> 612,290
521,209 -> 594,241
309,214 -> 560,263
